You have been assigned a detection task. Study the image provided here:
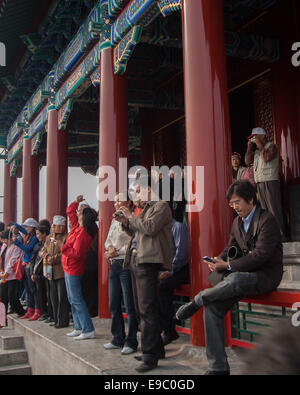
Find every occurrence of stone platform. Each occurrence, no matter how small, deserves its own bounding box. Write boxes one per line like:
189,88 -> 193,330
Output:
4,315 -> 246,375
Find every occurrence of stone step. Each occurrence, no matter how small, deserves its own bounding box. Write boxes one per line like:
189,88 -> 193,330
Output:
0,349 -> 28,367
1,335 -> 24,350
0,363 -> 32,375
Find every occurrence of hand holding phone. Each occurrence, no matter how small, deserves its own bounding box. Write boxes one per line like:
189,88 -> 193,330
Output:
203,256 -> 216,264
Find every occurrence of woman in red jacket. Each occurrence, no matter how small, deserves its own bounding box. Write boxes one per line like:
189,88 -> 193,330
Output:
62,196 -> 98,340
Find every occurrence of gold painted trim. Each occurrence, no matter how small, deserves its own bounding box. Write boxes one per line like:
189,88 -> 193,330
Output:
152,115 -> 185,136
228,68 -> 271,94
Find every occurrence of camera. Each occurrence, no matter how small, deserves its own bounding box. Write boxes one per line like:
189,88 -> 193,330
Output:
115,211 -> 124,218
227,245 -> 248,261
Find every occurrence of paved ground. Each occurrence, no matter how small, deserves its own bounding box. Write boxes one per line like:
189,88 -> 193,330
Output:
4,314 -> 248,375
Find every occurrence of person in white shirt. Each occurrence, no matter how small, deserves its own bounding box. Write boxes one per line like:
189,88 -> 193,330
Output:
103,191 -> 138,355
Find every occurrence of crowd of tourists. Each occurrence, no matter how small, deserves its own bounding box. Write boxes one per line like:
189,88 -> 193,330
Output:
0,127 -> 289,374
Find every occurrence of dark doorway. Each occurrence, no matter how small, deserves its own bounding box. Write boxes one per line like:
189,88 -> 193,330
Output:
229,84 -> 255,166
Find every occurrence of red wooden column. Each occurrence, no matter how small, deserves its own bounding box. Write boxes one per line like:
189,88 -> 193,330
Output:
98,48 -> 128,318
3,163 -> 17,226
182,0 -> 233,346
46,109 -> 68,222
22,137 -> 39,222
271,3 -> 300,235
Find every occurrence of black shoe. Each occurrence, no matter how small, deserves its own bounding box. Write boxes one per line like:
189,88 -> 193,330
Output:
44,318 -> 54,323
176,300 -> 200,321
162,331 -> 179,346
38,315 -> 48,322
204,370 -> 230,375
135,362 -> 157,373
134,353 -> 165,362
55,324 -> 69,329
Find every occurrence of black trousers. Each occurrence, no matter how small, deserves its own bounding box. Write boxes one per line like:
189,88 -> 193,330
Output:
0,280 -> 25,316
35,277 -> 51,316
130,260 -> 164,364
81,269 -> 98,318
49,278 -> 69,326
158,265 -> 189,334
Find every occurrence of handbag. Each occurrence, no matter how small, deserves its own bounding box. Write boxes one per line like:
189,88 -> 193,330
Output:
12,253 -> 24,281
43,257 -> 53,280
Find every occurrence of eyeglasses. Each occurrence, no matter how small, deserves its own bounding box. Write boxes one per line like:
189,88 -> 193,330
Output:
229,199 -> 241,208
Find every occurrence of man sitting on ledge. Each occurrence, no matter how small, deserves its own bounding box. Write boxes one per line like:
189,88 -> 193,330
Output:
176,180 -> 283,375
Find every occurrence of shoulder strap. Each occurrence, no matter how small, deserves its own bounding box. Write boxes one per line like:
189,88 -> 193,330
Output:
252,207 -> 261,238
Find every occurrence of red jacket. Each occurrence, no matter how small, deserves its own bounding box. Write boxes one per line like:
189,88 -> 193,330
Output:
61,202 -> 92,276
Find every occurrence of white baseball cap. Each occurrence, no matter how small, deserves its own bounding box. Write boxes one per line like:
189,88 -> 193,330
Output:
52,216 -> 66,226
247,127 -> 267,140
22,218 -> 39,228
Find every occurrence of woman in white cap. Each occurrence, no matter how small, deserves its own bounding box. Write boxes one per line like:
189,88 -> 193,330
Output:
11,218 -> 40,320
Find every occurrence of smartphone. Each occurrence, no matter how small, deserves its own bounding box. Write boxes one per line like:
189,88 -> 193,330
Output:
115,211 -> 124,218
203,256 -> 216,264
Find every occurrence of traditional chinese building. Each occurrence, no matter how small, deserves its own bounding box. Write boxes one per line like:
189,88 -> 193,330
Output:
0,0 -> 299,347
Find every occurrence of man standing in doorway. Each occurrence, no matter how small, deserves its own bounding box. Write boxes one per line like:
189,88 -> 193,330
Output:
245,127 -> 285,237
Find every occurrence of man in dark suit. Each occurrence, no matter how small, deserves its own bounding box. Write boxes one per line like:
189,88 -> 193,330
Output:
176,180 -> 283,375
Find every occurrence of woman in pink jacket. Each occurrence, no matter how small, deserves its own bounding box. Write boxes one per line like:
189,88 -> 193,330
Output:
0,230 -> 26,316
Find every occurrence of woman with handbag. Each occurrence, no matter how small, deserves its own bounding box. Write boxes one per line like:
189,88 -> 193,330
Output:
11,219 -> 39,320
0,230 -> 26,317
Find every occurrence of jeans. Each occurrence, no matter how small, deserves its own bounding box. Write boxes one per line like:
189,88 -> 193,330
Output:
23,266 -> 39,309
194,272 -> 259,372
109,260 -> 138,349
64,273 -> 94,334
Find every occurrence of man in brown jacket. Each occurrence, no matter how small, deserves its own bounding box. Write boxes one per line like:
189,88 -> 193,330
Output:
117,176 -> 173,373
176,180 -> 283,375
41,215 -> 69,328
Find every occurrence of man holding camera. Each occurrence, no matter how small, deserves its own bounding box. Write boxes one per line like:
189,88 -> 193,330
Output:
115,176 -> 173,373
245,127 -> 285,237
176,180 -> 283,375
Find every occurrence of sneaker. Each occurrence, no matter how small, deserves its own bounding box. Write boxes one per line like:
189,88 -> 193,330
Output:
176,300 -> 200,321
104,342 -> 121,350
121,346 -> 136,355
74,330 -> 95,340
66,330 -> 82,337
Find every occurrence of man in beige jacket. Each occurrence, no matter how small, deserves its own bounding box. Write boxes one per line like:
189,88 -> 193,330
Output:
116,176 -> 173,373
245,127 -> 285,237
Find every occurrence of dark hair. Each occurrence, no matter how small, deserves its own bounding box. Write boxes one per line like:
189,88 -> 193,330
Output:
25,227 -> 36,245
37,225 -> 50,236
39,219 -> 51,232
243,320 -> 300,375
82,208 -> 98,239
226,180 -> 258,206
0,230 -> 10,240
0,222 -> 4,232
